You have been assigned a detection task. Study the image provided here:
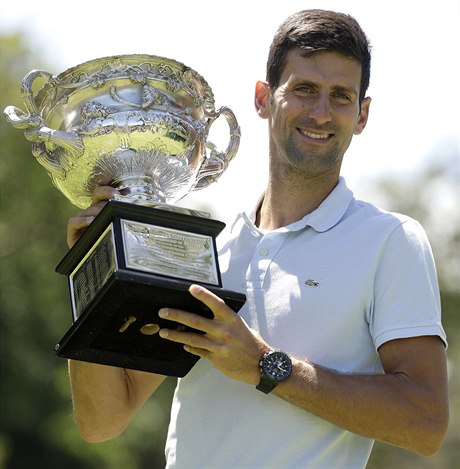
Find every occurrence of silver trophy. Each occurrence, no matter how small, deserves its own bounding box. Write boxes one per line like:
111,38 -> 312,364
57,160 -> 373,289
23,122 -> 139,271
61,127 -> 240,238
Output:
4,55 -> 246,376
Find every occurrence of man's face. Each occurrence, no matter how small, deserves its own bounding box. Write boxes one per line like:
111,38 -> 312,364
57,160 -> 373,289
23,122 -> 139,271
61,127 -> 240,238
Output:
256,49 -> 370,176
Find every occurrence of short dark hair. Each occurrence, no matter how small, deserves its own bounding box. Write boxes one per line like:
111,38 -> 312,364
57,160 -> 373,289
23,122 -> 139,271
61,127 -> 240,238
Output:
266,9 -> 372,103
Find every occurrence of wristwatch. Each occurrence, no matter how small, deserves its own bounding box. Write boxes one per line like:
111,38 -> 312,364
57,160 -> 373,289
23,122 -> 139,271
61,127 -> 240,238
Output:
256,350 -> 292,394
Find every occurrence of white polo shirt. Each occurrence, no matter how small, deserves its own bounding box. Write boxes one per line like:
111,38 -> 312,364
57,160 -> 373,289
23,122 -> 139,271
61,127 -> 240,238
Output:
165,177 -> 446,469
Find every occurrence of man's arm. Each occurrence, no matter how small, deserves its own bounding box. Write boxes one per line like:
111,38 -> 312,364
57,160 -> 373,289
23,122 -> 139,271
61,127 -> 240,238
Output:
159,285 -> 449,456
66,186 -> 166,442
273,335 -> 448,455
68,361 -> 166,442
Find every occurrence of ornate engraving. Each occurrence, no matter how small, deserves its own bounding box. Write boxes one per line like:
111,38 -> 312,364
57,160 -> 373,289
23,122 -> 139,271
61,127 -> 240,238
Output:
4,55 -> 240,209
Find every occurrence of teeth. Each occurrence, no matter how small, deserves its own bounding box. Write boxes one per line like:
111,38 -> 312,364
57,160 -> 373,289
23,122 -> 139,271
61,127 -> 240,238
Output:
299,129 -> 330,140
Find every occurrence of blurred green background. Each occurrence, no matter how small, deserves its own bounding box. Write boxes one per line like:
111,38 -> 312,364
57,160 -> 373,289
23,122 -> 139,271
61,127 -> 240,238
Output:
1,33 -> 459,469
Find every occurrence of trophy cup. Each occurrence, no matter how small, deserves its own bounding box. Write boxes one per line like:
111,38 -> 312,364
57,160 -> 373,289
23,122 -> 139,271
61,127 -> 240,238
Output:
4,55 -> 246,376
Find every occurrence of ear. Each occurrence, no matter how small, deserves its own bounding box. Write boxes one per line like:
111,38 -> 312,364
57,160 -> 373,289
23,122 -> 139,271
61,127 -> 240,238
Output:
254,81 -> 270,119
354,96 -> 371,135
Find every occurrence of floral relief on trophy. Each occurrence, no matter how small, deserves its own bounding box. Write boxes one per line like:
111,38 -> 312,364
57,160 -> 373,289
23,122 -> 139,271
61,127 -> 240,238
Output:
64,58 -> 213,113
80,101 -> 116,125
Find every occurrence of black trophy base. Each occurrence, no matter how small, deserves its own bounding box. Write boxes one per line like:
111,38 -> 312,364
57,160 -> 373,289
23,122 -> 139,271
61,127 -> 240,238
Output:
54,201 -> 246,377
55,270 -> 246,377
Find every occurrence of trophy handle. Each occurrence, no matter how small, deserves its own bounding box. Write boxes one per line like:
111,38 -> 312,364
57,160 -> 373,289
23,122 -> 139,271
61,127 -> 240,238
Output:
194,106 -> 241,190
4,70 -> 84,178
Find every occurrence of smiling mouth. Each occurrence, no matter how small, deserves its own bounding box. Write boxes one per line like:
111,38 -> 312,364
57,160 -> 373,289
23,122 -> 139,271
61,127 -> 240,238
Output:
297,128 -> 332,140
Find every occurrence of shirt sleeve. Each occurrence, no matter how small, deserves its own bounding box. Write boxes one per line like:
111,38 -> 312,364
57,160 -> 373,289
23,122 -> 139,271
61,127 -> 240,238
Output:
370,217 -> 447,350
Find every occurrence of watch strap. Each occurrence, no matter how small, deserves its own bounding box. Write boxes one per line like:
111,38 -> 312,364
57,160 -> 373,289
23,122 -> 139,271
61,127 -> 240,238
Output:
256,375 -> 278,394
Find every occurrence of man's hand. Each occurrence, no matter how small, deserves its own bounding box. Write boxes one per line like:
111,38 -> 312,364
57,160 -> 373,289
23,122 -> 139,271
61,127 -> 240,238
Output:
158,284 -> 270,385
157,286 -> 448,455
67,186 -> 119,248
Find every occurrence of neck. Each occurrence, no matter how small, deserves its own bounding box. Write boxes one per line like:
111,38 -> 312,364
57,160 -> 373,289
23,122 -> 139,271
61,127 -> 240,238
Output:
256,171 -> 339,230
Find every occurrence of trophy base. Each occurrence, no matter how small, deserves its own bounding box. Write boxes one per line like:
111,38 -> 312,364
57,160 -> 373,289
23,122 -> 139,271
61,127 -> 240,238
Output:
55,271 -> 246,377
55,201 -> 246,377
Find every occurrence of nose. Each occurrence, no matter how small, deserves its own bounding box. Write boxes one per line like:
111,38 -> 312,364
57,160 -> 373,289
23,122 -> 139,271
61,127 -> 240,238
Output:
308,94 -> 332,125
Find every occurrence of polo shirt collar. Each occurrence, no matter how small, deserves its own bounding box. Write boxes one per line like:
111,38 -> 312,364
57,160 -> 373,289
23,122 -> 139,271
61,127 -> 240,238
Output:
233,177 -> 354,234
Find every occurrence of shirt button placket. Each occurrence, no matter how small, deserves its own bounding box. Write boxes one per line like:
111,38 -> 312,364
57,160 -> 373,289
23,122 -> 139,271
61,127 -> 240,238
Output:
259,248 -> 269,256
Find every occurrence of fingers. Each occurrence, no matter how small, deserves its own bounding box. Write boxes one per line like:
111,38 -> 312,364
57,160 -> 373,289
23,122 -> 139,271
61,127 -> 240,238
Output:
66,215 -> 90,248
67,186 -> 119,248
158,307 -> 217,336
92,186 -> 119,205
158,285 -> 237,333
158,306 -> 220,356
157,285 -> 238,353
188,284 -> 231,320
66,201 -> 106,248
159,325 -> 216,356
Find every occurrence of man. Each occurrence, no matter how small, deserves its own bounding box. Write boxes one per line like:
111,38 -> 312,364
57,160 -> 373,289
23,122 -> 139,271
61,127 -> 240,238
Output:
67,9 -> 449,468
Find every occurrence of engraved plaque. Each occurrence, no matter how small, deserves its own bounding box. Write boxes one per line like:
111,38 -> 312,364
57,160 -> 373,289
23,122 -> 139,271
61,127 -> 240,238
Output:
70,225 -> 117,320
122,220 -> 219,285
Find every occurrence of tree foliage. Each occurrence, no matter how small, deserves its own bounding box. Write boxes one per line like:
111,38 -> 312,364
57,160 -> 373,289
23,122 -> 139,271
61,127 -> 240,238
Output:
0,33 -> 174,469
1,32 -> 458,469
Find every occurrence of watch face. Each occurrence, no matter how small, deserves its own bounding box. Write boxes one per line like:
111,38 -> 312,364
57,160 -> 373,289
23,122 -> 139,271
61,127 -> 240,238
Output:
262,351 -> 292,382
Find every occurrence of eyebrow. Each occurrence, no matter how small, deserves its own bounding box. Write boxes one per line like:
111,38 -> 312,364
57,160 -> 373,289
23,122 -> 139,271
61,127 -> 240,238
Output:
289,79 -> 359,97
330,84 -> 359,97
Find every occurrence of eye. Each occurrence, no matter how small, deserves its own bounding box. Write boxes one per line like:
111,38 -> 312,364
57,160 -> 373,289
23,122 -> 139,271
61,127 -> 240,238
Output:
332,91 -> 352,103
294,85 -> 315,95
